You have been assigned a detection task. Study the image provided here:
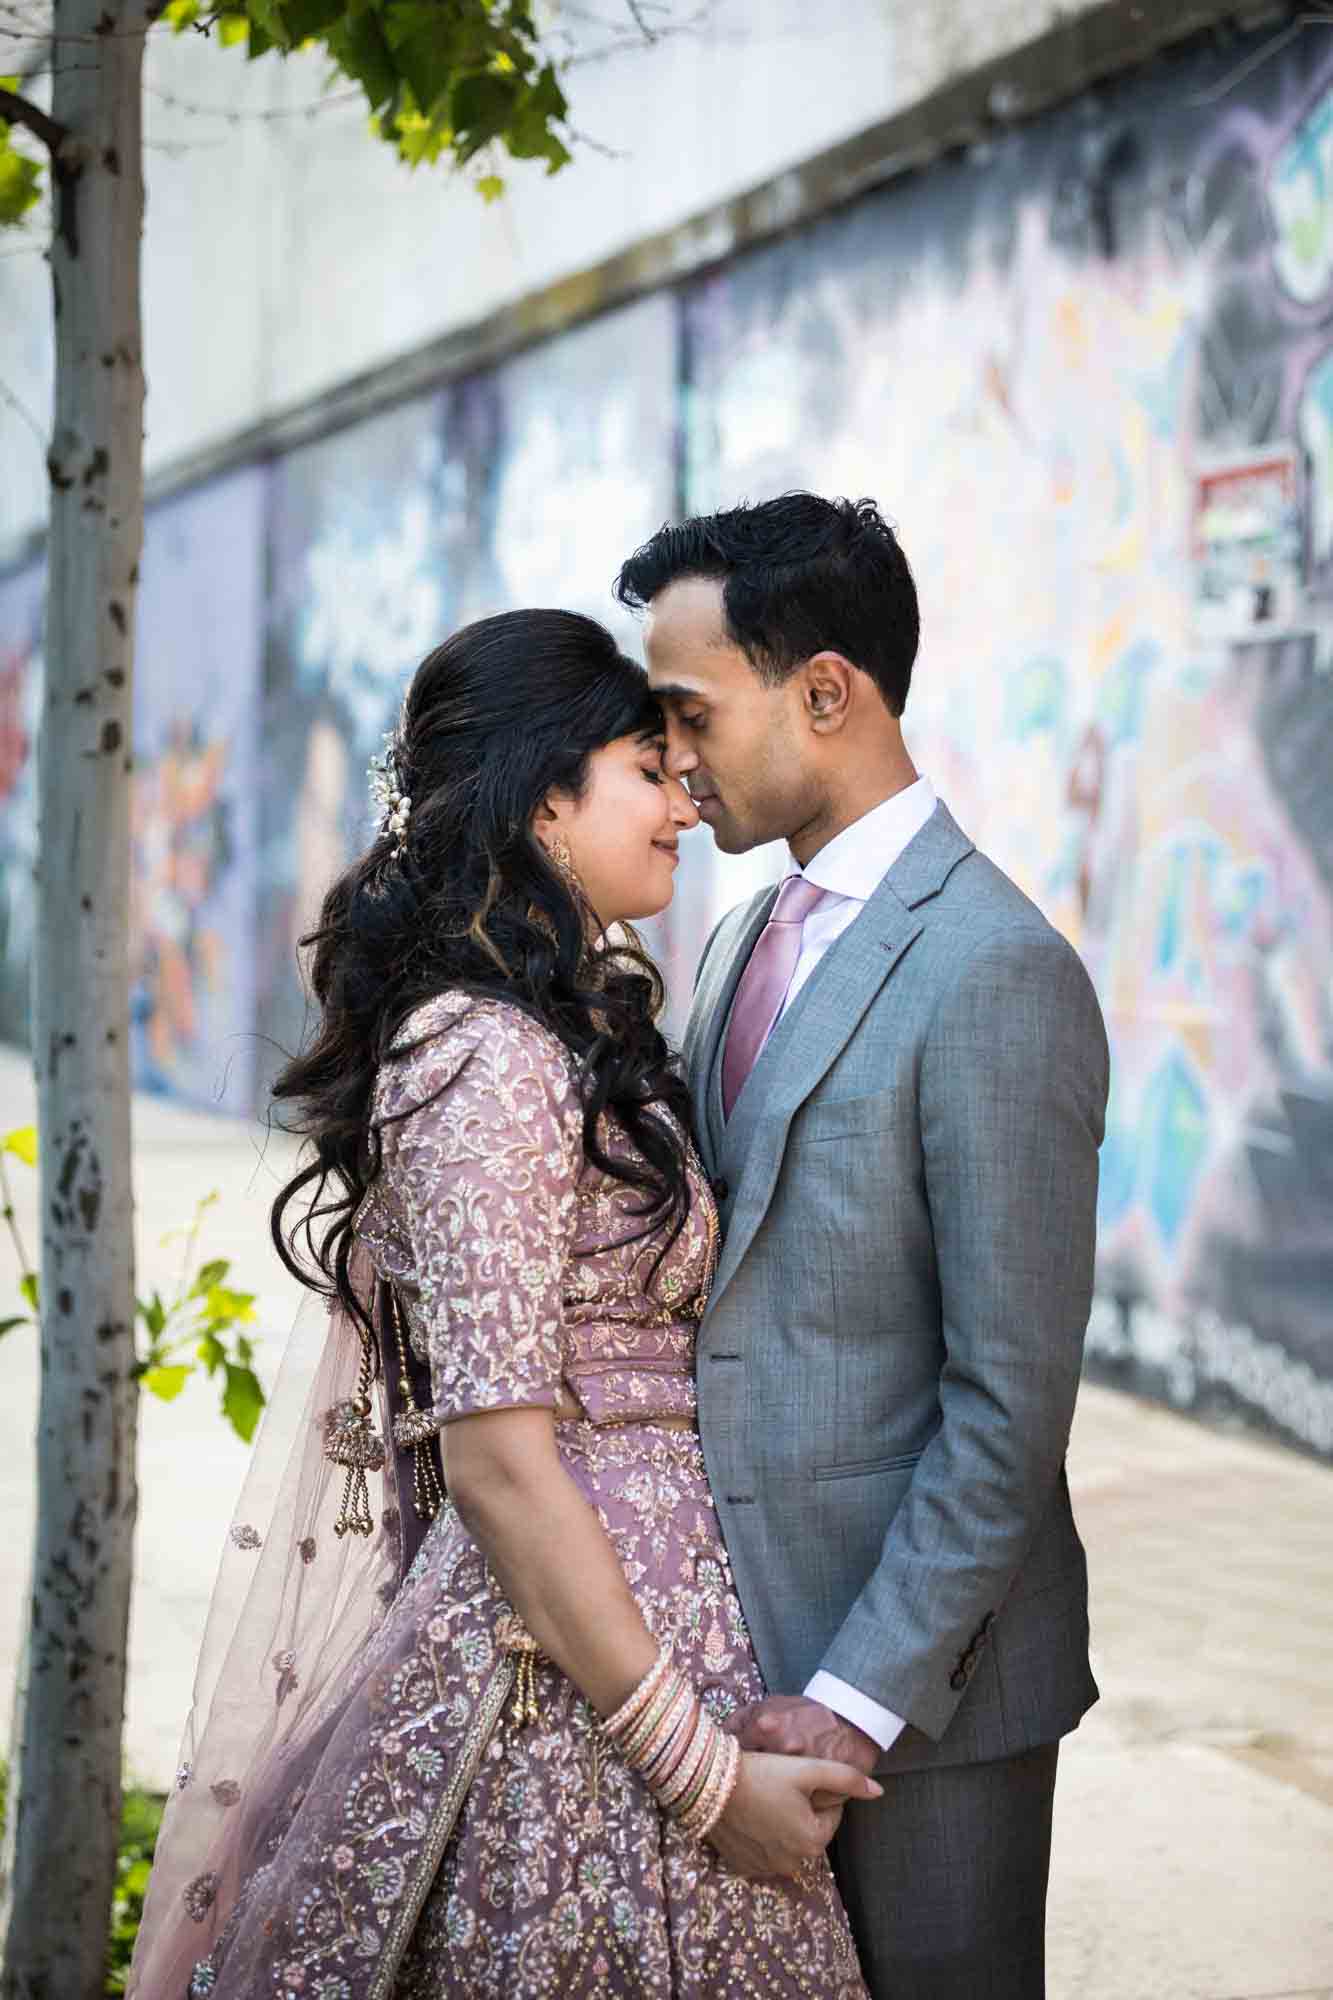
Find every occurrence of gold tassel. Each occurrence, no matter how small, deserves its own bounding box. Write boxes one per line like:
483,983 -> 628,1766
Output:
323,1337 -> 386,1538
495,1612 -> 544,1727
385,1285 -> 446,1522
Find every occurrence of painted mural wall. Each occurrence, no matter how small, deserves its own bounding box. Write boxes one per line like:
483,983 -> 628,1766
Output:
0,469 -> 266,1114
681,27 -> 1333,1459
253,294 -> 680,1093
1,20 -> 1331,1455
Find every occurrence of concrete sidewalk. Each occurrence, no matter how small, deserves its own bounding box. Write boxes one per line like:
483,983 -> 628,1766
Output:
1,1046 -> 1330,1998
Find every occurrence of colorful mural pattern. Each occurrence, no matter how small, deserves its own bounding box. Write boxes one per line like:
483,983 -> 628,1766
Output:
682,30 -> 1333,1456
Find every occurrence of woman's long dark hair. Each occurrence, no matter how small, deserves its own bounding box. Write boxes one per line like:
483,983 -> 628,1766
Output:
269,609 -> 694,1338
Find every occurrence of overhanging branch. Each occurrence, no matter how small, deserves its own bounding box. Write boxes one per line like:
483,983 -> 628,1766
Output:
0,82 -> 70,155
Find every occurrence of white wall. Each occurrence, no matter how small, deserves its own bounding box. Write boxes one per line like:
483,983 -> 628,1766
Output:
0,0 -> 1102,551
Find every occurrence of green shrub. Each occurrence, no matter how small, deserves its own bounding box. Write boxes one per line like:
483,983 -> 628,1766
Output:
105,1784 -> 165,1993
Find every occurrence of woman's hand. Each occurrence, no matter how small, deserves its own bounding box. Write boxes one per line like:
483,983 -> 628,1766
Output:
706,1751 -> 882,1879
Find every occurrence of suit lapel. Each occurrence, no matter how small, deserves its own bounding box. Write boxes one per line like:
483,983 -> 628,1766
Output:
702,801 -> 975,1323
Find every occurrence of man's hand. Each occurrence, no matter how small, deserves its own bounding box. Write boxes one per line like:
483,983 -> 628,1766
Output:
726,1696 -> 880,1808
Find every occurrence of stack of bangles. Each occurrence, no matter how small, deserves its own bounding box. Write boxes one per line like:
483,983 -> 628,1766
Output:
602,1646 -> 742,1841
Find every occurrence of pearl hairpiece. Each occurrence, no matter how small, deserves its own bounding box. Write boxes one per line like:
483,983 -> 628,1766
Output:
367,728 -> 411,857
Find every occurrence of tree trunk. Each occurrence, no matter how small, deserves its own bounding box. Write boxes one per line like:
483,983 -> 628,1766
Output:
1,2 -> 147,1992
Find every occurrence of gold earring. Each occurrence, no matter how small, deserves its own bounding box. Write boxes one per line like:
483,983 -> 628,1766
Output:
550,836 -> 575,879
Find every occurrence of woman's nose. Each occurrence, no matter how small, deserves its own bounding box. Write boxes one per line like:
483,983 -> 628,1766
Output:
669,776 -> 700,829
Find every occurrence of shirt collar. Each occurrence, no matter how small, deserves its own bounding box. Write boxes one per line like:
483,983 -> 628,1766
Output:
796,777 -> 938,904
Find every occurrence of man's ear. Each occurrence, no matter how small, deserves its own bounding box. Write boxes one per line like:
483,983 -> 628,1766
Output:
802,652 -> 855,733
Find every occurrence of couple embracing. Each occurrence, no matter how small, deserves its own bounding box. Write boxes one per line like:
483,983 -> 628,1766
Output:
131,494 -> 1108,2000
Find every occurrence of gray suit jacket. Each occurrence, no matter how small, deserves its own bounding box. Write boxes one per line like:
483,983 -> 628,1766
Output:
685,802 -> 1108,1772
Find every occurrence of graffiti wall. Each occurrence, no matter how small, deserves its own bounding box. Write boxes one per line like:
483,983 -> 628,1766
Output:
132,470 -> 267,1112
0,469 -> 265,1113
254,293 -> 679,1092
2,20 -> 1332,1453
682,27 -> 1333,1457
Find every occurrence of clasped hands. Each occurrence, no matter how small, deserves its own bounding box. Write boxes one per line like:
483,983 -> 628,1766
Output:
706,1695 -> 882,1881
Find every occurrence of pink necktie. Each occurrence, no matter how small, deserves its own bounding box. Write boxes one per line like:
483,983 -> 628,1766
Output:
722,875 -> 827,1120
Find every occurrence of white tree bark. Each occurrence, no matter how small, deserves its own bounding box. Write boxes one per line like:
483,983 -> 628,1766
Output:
2,2 -> 148,1991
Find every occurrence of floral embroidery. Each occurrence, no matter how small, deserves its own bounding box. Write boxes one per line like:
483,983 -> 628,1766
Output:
176,997 -> 865,2000
228,1524 -> 262,1551
299,1536 -> 318,1564
184,1871 -> 219,1921
210,1779 -> 241,1808
354,994 -> 712,1432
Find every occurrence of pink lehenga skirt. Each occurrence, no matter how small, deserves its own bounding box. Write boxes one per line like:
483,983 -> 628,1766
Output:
169,1418 -> 867,2000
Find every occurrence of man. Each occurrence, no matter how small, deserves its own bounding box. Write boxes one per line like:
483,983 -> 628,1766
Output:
616,494 -> 1109,1998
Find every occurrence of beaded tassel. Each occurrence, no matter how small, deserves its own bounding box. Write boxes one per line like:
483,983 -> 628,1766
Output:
385,1285 -> 446,1521
322,1339 -> 386,1538
495,1612 -> 544,1726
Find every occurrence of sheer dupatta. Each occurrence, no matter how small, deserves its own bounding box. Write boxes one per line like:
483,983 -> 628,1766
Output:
127,1246 -> 411,2000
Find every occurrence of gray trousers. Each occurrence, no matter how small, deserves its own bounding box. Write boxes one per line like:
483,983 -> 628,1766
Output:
830,1742 -> 1060,1999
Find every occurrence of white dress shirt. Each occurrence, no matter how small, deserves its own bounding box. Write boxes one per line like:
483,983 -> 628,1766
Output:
758,776 -> 937,1752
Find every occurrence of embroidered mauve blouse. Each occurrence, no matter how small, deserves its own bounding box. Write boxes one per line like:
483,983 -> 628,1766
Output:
354,992 -> 717,1429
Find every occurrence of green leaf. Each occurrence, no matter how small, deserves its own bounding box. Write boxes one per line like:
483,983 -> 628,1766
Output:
383,3 -> 465,118
200,1283 -> 257,1328
281,0 -> 346,42
1,1126 -> 37,1167
189,1258 -> 230,1297
196,1331 -> 226,1375
234,1332 -> 255,1366
244,0 -> 291,47
138,1291 -> 168,1339
222,1363 -> 266,1443
327,9 -> 399,111
217,11 -> 251,45
0,1316 -> 29,1338
162,0 -> 202,27
19,1271 -> 37,1313
477,172 -> 505,202
503,62 -> 570,169
142,1363 -> 192,1403
448,68 -> 518,163
392,103 -> 450,167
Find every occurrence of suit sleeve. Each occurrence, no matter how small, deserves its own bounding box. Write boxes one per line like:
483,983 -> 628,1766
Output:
814,923 -> 1109,1740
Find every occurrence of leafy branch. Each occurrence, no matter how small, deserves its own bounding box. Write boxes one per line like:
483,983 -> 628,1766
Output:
1,1127 -> 266,1443
0,76 -> 57,223
158,0 -> 573,193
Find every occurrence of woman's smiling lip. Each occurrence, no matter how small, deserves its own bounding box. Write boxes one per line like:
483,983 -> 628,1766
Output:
652,840 -> 680,865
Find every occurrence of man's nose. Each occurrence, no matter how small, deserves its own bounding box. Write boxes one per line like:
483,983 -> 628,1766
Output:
662,722 -> 697,777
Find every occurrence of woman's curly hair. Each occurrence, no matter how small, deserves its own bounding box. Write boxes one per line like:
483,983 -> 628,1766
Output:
269,608 -> 693,1340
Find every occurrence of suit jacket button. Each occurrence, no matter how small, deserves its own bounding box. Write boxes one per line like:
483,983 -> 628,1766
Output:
949,1667 -> 968,1692
710,1176 -> 730,1202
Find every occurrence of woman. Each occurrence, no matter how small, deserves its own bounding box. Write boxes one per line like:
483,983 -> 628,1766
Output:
129,610 -> 875,1999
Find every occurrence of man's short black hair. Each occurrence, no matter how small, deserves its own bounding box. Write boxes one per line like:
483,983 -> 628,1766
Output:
615,492 -> 919,716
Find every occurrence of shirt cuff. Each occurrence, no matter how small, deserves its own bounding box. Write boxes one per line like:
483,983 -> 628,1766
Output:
804,1671 -> 907,1753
